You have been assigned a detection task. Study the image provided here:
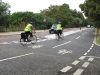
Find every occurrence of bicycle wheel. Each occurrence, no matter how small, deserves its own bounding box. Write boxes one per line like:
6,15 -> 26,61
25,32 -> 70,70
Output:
30,35 -> 37,44
60,33 -> 64,40
55,34 -> 60,40
20,38 -> 26,45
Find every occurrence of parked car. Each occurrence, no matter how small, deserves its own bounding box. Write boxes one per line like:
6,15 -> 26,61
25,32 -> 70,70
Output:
49,24 -> 56,34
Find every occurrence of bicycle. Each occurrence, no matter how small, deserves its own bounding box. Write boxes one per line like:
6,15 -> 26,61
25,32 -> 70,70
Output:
55,30 -> 64,40
20,32 -> 37,45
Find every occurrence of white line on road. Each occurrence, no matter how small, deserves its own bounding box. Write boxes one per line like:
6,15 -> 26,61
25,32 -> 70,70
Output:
0,42 -> 10,44
73,68 -> 84,75
72,60 -> 80,65
84,53 -> 87,55
75,36 -> 80,39
87,50 -> 90,53
82,62 -> 90,68
0,52 -> 34,62
85,56 -> 100,59
12,41 -> 19,43
60,66 -> 72,73
88,58 -> 94,62
79,56 -> 86,60
52,41 -> 71,48
89,47 -> 92,50
91,44 -> 94,48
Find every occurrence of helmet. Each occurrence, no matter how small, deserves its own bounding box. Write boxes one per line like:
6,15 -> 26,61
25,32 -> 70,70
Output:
27,24 -> 32,28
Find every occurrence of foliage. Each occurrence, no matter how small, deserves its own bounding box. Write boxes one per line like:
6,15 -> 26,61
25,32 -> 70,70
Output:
79,0 -> 100,28
41,3 -> 85,28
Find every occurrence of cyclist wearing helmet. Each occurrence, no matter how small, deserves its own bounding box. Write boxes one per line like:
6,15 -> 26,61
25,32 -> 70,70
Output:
56,21 -> 63,38
24,22 -> 34,41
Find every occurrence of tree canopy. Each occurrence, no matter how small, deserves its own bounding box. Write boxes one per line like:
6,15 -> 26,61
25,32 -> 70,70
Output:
79,0 -> 100,28
0,1 -> 10,26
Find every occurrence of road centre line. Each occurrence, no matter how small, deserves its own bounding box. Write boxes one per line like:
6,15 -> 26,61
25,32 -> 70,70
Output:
60,66 -> 72,73
73,68 -> 84,75
0,52 -> 34,62
52,41 -> 71,48
72,60 -> 80,65
82,62 -> 90,68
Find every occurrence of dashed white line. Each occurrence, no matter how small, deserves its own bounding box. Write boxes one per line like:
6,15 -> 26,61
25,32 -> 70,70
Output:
72,60 -> 80,65
91,44 -> 94,47
82,62 -> 90,68
79,56 -> 86,60
52,41 -> 71,48
87,50 -> 90,53
75,36 -> 80,39
84,53 -> 87,55
89,47 -> 92,50
73,68 -> 84,75
0,52 -> 34,62
60,66 -> 72,73
88,58 -> 94,62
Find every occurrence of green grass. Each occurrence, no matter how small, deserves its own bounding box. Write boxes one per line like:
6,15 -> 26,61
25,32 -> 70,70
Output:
96,28 -> 100,45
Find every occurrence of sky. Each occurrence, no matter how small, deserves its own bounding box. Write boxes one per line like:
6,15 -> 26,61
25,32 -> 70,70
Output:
3,0 -> 85,13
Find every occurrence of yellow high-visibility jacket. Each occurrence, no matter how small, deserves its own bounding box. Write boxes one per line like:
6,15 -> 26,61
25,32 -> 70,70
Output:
56,24 -> 62,30
24,24 -> 32,32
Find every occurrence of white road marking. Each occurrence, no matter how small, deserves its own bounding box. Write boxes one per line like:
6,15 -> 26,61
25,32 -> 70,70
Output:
12,41 -> 19,43
88,58 -> 94,62
84,53 -> 87,55
85,56 -> 100,59
82,62 -> 90,68
87,50 -> 90,52
60,66 -> 72,73
89,47 -> 92,50
58,49 -> 72,55
79,56 -> 86,60
0,52 -> 34,62
0,42 -> 10,44
73,68 -> 84,75
75,36 -> 80,39
72,60 -> 80,65
91,44 -> 94,48
37,39 -> 47,42
52,41 -> 71,48
28,45 -> 43,49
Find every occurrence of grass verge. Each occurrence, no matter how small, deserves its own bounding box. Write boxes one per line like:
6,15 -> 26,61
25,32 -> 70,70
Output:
96,28 -> 100,45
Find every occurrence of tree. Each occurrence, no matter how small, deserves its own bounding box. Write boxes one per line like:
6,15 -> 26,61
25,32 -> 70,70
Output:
41,3 -> 85,28
79,0 -> 100,28
41,4 -> 71,27
0,1 -> 10,27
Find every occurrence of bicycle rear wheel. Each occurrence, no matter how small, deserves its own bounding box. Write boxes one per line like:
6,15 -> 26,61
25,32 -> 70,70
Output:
30,35 -> 37,44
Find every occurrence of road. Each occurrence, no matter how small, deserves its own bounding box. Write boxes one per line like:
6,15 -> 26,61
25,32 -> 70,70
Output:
0,28 -> 100,75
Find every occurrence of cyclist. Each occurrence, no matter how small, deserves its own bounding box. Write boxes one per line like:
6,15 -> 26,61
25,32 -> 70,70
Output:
24,22 -> 35,41
56,22 -> 63,38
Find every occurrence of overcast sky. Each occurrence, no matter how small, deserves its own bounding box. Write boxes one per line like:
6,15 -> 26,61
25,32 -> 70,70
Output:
3,0 -> 85,13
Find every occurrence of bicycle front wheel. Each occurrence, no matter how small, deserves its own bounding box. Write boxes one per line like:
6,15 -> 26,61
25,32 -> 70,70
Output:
30,35 -> 37,44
